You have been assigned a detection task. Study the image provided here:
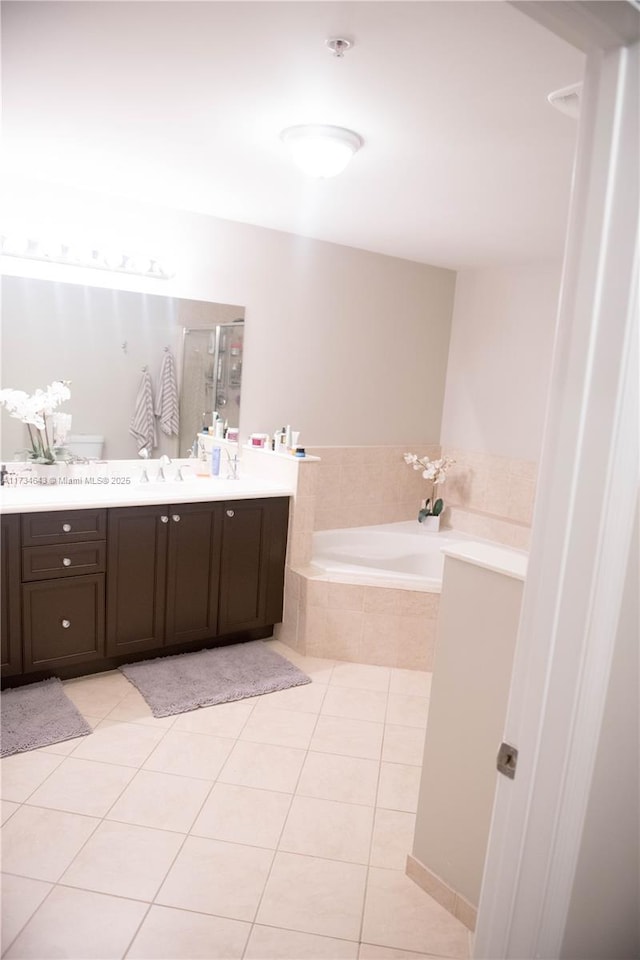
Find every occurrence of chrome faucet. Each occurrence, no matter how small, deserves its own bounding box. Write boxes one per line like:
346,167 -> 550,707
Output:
155,454 -> 172,482
226,452 -> 239,480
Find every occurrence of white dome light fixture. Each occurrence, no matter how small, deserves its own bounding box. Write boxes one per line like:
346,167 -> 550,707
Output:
280,124 -> 363,178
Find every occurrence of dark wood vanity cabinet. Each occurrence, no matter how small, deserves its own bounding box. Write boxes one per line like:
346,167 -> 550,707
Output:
20,510 -> 107,672
219,497 -> 289,634
106,501 -> 223,657
1,495 -> 289,683
1,514 -> 22,676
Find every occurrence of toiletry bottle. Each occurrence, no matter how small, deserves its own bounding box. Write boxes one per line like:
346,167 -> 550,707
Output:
211,446 -> 221,477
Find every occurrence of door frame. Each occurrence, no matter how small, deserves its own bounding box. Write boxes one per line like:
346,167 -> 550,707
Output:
474,3 -> 639,957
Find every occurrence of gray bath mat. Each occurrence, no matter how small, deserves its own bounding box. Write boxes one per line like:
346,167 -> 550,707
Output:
1,677 -> 92,757
119,641 -> 311,718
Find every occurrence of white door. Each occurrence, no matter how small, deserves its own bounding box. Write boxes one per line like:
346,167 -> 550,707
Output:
474,3 -> 639,957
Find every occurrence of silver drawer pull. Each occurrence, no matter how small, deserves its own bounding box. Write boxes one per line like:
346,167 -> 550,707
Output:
61,619 -> 71,629
226,509 -> 234,518
62,558 -> 72,567
62,523 -> 72,533
172,514 -> 181,522
160,515 -> 169,523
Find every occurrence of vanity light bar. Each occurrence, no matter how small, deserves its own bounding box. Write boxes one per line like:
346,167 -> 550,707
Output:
0,235 -> 174,280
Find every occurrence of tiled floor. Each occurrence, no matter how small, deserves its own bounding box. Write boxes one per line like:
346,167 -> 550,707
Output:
0,641 -> 471,960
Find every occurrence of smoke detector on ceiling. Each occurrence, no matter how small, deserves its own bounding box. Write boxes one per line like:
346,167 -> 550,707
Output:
547,82 -> 582,119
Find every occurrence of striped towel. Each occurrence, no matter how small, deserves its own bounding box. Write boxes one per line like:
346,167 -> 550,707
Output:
155,349 -> 180,437
129,369 -> 157,453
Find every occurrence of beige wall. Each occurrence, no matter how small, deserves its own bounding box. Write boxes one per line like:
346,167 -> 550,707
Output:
1,179 -> 456,449
411,556 -> 524,917
440,263 -> 562,462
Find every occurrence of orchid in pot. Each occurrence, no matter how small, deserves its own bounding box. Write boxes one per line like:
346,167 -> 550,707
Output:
404,452 -> 455,529
0,381 -> 71,464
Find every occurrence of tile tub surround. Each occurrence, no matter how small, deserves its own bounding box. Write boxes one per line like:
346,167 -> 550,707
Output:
279,572 -> 440,671
0,647 -> 471,960
440,447 -> 537,550
306,445 -> 441,532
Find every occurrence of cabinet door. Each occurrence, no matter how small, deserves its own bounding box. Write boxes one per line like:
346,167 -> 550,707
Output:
1,514 -> 22,677
23,574 -> 105,671
165,501 -> 222,646
106,505 -> 168,656
218,497 -> 289,635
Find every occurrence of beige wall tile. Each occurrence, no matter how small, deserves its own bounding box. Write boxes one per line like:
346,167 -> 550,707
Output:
307,579 -> 329,608
405,853 -> 457,913
364,587 -> 402,615
328,582 -> 365,611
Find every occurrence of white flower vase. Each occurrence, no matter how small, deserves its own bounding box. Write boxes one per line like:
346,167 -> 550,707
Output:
418,515 -> 441,532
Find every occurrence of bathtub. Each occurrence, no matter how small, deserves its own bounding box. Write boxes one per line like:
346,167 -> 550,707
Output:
311,520 -> 474,593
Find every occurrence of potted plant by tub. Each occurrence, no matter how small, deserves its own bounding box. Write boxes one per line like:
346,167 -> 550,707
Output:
404,453 -> 455,531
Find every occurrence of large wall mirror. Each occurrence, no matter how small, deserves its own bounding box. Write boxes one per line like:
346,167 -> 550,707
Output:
0,275 -> 245,460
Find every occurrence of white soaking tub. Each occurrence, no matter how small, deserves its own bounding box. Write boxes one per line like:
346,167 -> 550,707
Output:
311,521 -> 476,593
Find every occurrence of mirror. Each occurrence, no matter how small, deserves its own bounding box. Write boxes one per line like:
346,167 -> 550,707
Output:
0,275 -> 245,460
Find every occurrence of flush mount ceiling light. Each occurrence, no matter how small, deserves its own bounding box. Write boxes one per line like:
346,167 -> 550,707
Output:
280,124 -> 363,178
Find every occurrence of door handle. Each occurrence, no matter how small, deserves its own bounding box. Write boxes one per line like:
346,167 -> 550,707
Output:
226,509 -> 234,518
160,515 -> 169,523
172,514 -> 181,522
62,558 -> 72,567
61,619 -> 71,629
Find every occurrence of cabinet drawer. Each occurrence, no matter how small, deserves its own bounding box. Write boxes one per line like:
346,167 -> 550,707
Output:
21,510 -> 107,546
22,573 -> 105,671
22,542 -> 106,582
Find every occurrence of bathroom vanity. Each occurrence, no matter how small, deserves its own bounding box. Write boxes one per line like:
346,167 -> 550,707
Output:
0,480 -> 290,686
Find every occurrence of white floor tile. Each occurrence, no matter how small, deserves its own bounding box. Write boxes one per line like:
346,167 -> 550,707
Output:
359,944 -> 433,959
191,782 -> 291,848
254,681 -> 328,714
310,716 -> 383,761
1,800 -> 20,824
60,819 -> 184,900
246,924 -> 358,959
377,763 -> 422,813
218,740 -> 306,793
296,752 -> 379,807
0,751 -> 64,802
256,851 -> 367,941
142,729 -> 234,780
382,725 -> 426,766
0,805 -> 99,881
280,795 -> 374,864
172,699 -> 256,738
70,719 -> 165,767
156,836 -> 274,921
370,809 -> 416,870
239,705 -> 318,749
126,905 -> 250,959
4,885 -> 148,959
1,874 -> 52,954
26,757 -> 135,817
321,685 -> 388,723
104,690 -> 177,729
106,769 -> 212,833
330,662 -> 391,692
386,694 -> 429,729
361,868 -> 469,957
389,669 -> 433,698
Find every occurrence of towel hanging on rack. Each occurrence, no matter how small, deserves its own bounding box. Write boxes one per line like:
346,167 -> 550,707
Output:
155,347 -> 180,437
129,368 -> 157,453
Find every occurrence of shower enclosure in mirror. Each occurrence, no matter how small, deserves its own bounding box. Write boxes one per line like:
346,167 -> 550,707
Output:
180,322 -> 244,453
0,274 -> 245,460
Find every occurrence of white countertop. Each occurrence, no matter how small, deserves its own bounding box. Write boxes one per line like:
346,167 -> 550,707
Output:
0,475 -> 294,514
441,540 -> 528,581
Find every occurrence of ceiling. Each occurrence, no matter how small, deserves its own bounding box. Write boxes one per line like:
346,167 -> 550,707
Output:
1,1 -> 584,269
